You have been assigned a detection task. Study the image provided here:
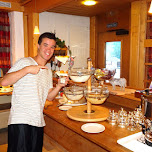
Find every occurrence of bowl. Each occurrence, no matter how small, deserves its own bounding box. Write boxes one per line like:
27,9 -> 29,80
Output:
63,86 -> 84,101
94,68 -> 115,81
84,87 -> 109,104
69,68 -> 92,82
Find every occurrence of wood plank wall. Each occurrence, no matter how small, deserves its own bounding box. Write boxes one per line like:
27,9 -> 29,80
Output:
95,6 -> 130,85
129,1 -> 147,89
92,1 -> 147,89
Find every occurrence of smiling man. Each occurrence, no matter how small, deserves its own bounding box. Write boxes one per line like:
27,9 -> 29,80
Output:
0,32 -> 69,152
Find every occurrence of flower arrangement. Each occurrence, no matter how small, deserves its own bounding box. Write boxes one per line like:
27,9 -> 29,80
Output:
56,37 -> 66,48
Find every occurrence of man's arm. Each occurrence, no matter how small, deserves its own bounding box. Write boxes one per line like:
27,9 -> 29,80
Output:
47,77 -> 69,101
0,65 -> 48,86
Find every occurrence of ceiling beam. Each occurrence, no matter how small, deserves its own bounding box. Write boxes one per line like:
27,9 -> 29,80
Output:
19,0 -> 32,6
24,0 -> 73,13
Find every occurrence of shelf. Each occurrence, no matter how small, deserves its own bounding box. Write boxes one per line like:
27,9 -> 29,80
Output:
55,47 -> 67,51
147,19 -> 152,23
145,63 -> 152,65
144,39 -> 152,47
144,79 -> 151,83
54,47 -> 67,56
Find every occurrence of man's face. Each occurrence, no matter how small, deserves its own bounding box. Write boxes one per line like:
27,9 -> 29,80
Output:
38,37 -> 56,61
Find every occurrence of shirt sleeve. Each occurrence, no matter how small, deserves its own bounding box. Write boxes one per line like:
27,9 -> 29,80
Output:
7,58 -> 30,74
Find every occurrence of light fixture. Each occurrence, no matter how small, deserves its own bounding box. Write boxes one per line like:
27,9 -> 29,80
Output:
149,1 -> 152,13
34,0 -> 40,34
82,0 -> 97,6
34,26 -> 40,34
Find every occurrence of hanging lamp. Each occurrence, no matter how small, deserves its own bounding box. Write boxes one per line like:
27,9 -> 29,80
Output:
149,1 -> 152,13
34,0 -> 40,34
34,26 -> 40,34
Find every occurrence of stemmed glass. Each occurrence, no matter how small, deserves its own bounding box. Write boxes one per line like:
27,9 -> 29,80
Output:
94,68 -> 116,87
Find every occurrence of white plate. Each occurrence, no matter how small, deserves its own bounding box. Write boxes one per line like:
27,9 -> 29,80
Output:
63,102 -> 87,106
55,96 -> 63,99
56,71 -> 68,77
59,105 -> 72,111
81,123 -> 105,133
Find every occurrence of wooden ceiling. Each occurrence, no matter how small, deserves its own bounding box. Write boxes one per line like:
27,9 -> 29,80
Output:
46,0 -> 141,17
8,0 -> 150,17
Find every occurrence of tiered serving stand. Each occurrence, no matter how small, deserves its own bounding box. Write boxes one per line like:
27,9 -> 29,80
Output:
66,58 -> 110,122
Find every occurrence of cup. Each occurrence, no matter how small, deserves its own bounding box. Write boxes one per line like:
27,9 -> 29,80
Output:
60,76 -> 66,84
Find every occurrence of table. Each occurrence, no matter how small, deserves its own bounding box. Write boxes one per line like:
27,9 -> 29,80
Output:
44,99 -> 140,152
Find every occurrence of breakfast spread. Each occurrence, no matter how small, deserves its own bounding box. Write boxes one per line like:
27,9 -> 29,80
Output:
55,55 -> 69,64
0,86 -> 13,93
56,70 -> 68,77
70,75 -> 90,82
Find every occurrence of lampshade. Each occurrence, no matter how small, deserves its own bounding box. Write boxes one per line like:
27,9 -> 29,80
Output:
34,26 -> 40,34
149,1 -> 152,13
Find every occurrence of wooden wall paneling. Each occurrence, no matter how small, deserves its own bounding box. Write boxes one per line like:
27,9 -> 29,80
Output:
23,13 -> 28,57
120,35 -> 130,81
26,12 -> 33,57
90,16 -> 97,67
96,6 -> 130,84
97,7 -> 130,33
0,1 -> 24,12
97,33 -> 105,68
25,12 -> 39,57
44,116 -> 108,152
129,1 -> 147,89
23,0 -> 72,13
33,13 -> 39,57
97,32 -> 130,84
138,1 -> 147,89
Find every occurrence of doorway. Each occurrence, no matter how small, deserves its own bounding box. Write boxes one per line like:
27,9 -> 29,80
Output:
105,41 -> 121,78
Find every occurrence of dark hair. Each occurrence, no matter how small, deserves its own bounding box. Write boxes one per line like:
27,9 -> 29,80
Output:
38,32 -> 56,45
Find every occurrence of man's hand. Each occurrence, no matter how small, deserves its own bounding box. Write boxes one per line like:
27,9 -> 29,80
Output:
47,77 -> 69,101
26,65 -> 48,74
57,76 -> 69,87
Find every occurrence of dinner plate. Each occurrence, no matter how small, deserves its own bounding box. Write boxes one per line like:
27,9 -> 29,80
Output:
81,123 -> 105,133
59,105 -> 72,111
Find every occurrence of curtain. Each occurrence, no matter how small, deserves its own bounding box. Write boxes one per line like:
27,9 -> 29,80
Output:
0,11 -> 10,75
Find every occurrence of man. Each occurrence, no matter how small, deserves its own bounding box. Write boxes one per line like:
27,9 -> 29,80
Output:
0,32 -> 68,152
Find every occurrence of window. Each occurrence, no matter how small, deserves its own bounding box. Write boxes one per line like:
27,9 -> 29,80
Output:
105,41 -> 121,78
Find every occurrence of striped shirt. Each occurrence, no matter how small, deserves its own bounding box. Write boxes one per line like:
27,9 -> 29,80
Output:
8,57 -> 53,127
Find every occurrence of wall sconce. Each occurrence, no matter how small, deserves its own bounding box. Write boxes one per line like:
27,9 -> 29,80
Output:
149,1 -> 152,13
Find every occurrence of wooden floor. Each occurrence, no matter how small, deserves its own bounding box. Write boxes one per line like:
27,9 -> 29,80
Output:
0,129 -> 68,152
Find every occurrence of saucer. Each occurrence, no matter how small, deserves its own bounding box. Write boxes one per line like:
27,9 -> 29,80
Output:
81,123 -> 105,133
59,105 -> 72,111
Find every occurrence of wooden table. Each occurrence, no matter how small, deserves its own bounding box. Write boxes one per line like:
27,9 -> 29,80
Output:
0,92 -> 12,96
44,98 -> 141,152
